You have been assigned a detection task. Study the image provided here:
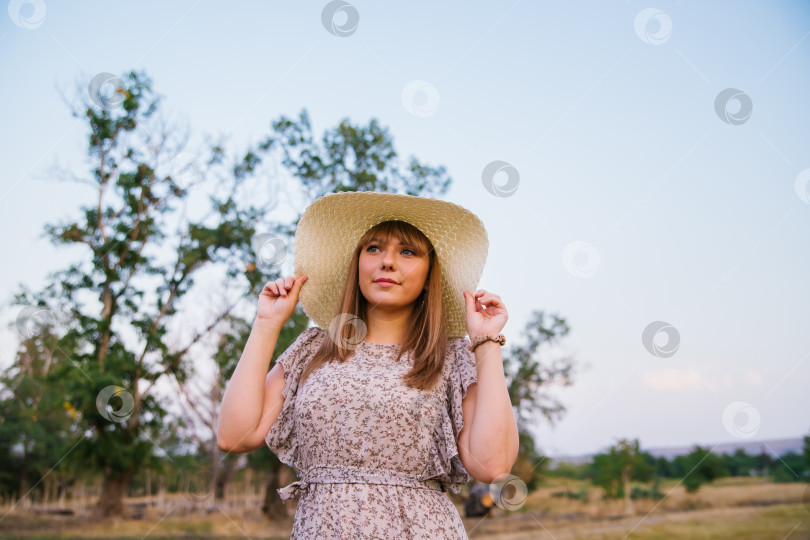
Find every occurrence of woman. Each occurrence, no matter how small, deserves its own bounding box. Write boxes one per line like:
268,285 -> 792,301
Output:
218,191 -> 519,539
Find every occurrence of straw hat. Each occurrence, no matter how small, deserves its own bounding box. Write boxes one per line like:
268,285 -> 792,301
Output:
293,191 -> 489,338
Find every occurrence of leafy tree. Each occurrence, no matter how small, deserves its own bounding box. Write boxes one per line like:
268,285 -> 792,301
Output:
547,460 -> 590,480
0,322 -> 81,506
590,438 -> 654,515
630,474 -> 664,500
504,311 -> 576,427
508,429 -> 549,493
771,451 -> 808,483
257,109 -> 451,200
719,448 -> 758,477
8,69 -> 273,517
679,445 -> 728,493
803,428 -> 810,472
500,311 -> 577,489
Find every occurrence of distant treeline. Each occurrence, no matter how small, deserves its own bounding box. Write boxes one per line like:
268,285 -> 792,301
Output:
549,444 -> 809,483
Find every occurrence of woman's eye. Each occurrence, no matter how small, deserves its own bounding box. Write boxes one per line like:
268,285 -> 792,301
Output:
367,245 -> 415,255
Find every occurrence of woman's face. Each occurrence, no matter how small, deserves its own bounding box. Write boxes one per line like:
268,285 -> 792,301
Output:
358,233 -> 430,312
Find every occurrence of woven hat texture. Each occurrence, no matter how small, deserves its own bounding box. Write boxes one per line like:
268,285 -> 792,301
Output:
293,191 -> 488,338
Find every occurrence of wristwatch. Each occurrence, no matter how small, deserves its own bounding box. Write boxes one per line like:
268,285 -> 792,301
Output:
467,333 -> 506,353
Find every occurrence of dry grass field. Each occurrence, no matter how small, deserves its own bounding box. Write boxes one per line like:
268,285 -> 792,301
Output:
0,477 -> 807,539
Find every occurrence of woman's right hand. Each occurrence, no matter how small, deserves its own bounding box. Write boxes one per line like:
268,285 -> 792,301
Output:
256,275 -> 308,328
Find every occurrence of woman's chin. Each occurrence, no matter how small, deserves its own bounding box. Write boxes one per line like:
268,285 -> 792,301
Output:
364,296 -> 418,310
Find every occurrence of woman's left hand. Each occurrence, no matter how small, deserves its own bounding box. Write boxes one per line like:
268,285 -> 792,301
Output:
463,290 -> 508,338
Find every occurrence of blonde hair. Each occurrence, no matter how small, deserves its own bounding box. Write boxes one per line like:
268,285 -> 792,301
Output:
299,220 -> 448,391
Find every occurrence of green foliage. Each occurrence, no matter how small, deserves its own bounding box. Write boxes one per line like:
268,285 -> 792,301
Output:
504,310 -> 576,430
677,445 -> 728,493
630,475 -> 665,500
589,438 -> 654,499
510,429 -> 549,492
0,324 -> 83,502
5,69 -> 274,514
770,451 -> 809,483
547,460 -> 590,480
717,448 -> 759,477
486,310 -> 578,497
804,429 -> 810,471
258,110 -> 451,198
575,437 -> 809,503
551,487 -> 588,501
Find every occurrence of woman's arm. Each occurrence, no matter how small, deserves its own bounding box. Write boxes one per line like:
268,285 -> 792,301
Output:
458,340 -> 520,482
216,318 -> 286,453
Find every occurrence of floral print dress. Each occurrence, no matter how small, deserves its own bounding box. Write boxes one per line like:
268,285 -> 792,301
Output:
265,326 -> 479,539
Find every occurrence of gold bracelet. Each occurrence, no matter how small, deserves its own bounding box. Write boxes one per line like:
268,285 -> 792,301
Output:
467,333 -> 506,353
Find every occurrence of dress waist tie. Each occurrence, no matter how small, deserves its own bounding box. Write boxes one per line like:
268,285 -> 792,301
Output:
277,465 -> 447,503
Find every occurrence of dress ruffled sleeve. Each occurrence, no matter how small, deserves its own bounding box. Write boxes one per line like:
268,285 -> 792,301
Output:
264,326 -> 325,468
418,337 -> 479,494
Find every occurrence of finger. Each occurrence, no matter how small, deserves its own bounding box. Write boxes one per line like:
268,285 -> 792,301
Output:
478,294 -> 501,306
292,274 -> 307,294
476,293 -> 491,303
276,278 -> 287,296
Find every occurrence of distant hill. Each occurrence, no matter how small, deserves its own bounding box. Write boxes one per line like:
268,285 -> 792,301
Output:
548,436 -> 805,467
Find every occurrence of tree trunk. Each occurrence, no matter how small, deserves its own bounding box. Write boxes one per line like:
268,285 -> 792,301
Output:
95,469 -> 133,518
262,467 -> 287,519
215,455 -> 239,501
622,466 -> 634,516
18,467 -> 30,510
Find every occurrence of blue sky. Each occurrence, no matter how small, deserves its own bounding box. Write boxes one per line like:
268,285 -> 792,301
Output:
1,1 -> 809,457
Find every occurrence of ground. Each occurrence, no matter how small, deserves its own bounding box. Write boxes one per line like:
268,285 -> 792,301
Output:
0,477 -> 807,539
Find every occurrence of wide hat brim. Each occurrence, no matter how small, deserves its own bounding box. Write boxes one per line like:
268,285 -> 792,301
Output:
293,191 -> 489,338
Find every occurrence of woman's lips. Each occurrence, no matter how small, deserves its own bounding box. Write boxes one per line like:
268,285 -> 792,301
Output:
374,280 -> 397,286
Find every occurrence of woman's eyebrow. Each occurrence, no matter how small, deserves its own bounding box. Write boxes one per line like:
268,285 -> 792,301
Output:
368,236 -> 410,245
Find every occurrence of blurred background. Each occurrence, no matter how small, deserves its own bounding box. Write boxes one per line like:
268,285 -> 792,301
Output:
1,1 -> 809,537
